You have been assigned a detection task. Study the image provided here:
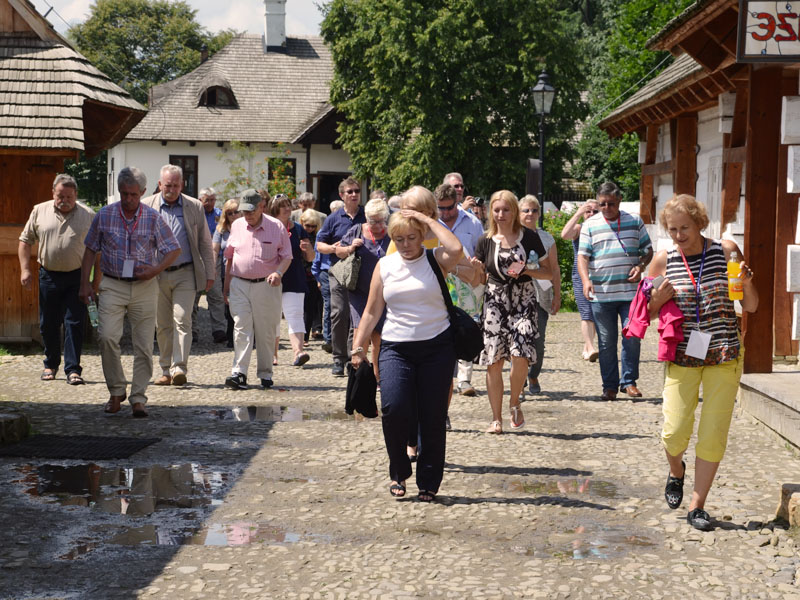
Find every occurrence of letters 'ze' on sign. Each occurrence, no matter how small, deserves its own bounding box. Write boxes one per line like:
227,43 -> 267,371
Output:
738,0 -> 800,62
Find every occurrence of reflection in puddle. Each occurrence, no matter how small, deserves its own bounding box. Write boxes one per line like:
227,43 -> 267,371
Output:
210,406 -> 354,422
540,525 -> 655,560
61,523 -> 331,558
15,463 -> 229,516
506,478 -> 619,499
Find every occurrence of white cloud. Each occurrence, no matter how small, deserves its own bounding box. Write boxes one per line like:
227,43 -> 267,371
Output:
28,0 -> 323,36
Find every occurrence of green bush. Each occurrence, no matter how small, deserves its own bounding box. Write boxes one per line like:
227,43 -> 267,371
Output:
541,207 -> 578,312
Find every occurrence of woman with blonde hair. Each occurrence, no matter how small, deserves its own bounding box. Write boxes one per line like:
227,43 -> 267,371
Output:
475,190 -> 552,433
213,198 -> 242,347
648,194 -> 757,531
519,195 -> 561,395
299,210 -> 323,341
351,198 -> 463,502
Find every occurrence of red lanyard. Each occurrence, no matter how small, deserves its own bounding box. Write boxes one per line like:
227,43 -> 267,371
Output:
605,215 -> 631,255
119,203 -> 142,254
365,225 -> 384,256
678,239 -> 707,324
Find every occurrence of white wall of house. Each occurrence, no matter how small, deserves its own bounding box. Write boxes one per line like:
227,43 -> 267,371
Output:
107,140 -> 352,202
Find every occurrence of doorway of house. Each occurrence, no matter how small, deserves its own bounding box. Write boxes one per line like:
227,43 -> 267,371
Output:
316,172 -> 352,214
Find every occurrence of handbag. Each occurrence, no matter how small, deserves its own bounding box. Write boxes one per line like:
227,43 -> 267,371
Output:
425,249 -> 484,362
329,251 -> 361,291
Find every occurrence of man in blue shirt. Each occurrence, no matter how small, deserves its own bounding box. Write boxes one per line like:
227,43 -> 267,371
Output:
191,187 -> 226,344
315,177 -> 366,376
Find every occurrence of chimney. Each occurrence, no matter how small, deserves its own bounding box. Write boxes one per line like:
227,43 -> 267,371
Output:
200,44 -> 208,63
264,0 -> 287,52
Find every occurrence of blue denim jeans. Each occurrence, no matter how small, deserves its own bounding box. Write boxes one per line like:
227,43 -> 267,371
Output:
317,270 -> 332,344
379,329 -> 456,494
39,267 -> 85,375
591,300 -> 640,392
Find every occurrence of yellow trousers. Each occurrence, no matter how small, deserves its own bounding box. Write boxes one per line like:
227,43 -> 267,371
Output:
661,353 -> 743,463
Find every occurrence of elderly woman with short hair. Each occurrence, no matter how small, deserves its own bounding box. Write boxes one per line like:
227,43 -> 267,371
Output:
351,188 -> 463,502
337,198 -> 392,379
213,198 -> 241,347
648,194 -> 757,531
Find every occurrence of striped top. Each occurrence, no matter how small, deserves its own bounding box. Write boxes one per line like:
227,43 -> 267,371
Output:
578,211 -> 652,302
665,239 -> 739,367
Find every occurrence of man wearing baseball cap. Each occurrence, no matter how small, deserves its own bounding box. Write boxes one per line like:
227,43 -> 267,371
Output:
223,189 -> 292,390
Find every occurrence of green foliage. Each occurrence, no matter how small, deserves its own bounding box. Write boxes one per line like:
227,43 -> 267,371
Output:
321,0 -> 588,195
68,0 -> 235,104
572,0 -> 693,199
541,208 -> 578,312
64,152 -> 107,208
214,141 -> 299,199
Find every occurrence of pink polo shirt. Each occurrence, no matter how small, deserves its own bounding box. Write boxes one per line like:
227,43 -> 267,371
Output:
224,213 -> 291,279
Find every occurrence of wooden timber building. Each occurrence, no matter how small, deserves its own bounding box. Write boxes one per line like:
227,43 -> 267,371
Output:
0,0 -> 145,342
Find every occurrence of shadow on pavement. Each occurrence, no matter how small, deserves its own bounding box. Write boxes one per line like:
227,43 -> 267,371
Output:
445,463 -> 593,476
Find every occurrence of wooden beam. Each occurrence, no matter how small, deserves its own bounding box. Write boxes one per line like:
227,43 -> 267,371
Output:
673,114 -> 697,195
639,124 -> 660,224
641,160 -> 674,177
723,146 -> 746,164
743,66 -> 782,374
678,30 -> 729,72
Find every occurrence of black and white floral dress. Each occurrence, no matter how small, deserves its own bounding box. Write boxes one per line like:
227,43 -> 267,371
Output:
475,229 -> 547,366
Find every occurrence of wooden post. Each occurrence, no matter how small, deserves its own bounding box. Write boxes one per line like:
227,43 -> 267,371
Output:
743,66 -> 782,373
721,83 -> 748,228
673,114 -> 698,195
639,124 -> 659,224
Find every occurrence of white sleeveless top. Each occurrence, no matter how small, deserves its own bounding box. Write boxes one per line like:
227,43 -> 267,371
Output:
379,250 -> 450,342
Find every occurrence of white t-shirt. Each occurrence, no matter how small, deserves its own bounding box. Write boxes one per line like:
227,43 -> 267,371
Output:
379,250 -> 450,342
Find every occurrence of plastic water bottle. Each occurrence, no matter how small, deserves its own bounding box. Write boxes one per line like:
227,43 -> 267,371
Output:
526,250 -> 539,271
87,299 -> 99,328
727,250 -> 743,300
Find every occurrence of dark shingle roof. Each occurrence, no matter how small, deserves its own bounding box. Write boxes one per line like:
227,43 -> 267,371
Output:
126,34 -> 333,143
598,54 -> 703,129
0,33 -> 145,151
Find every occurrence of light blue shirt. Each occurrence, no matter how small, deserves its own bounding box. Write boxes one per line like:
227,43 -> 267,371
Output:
440,207 -> 484,257
159,195 -> 193,265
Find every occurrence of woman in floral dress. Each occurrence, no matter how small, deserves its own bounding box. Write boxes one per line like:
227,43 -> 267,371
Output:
474,190 -> 552,433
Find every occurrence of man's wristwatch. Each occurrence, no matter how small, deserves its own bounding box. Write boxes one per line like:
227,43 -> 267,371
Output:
275,269 -> 283,277
352,346 -> 365,355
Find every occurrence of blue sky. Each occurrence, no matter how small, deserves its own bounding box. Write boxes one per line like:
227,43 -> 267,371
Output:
29,0 -> 324,36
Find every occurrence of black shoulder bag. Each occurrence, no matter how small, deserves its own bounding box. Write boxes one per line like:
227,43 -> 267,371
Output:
425,249 -> 484,362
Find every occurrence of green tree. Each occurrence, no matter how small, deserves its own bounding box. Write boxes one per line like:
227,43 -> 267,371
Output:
214,142 -> 299,200
321,0 -> 588,195
64,152 -> 107,208
68,0 -> 235,105
572,0 -> 693,200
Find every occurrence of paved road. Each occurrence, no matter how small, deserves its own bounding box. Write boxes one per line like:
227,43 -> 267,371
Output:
0,310 -> 798,599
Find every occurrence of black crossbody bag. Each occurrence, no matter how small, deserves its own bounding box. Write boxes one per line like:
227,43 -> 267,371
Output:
425,249 -> 484,362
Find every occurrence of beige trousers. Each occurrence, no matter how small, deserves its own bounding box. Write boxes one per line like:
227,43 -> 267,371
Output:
97,276 -> 158,405
229,276 -> 282,381
156,265 -> 197,377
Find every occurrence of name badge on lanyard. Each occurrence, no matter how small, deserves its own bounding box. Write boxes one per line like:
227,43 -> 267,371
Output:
120,204 -> 142,279
679,240 -> 711,360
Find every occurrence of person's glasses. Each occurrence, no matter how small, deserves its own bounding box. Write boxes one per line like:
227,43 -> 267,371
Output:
520,208 -> 539,214
368,219 -> 386,225
227,210 -> 241,215
438,203 -> 457,211
452,184 -> 464,189
585,209 -> 598,214
303,224 -> 316,230
344,188 -> 360,195
598,202 -> 618,208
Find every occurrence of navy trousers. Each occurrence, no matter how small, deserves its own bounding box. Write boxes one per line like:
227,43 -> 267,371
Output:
379,329 -> 456,494
38,267 -> 85,375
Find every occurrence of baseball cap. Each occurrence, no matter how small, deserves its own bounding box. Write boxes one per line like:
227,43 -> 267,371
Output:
239,189 -> 261,212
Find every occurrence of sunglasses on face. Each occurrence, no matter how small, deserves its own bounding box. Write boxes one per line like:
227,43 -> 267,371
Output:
452,184 -> 464,189
520,208 -> 539,214
438,203 -> 457,211
585,209 -> 598,214
343,189 -> 360,195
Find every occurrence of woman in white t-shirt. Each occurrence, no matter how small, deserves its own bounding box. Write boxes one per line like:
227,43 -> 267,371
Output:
351,186 -> 463,502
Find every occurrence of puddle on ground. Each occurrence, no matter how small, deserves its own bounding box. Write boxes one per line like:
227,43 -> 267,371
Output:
15,463 -> 229,516
505,478 -> 620,499
519,524 -> 655,560
60,523 -> 331,559
210,406 -> 355,422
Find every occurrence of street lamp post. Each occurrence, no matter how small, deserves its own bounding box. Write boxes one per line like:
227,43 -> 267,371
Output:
531,71 -> 556,226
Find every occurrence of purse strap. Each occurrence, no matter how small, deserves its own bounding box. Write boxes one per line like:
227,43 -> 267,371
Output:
425,249 -> 455,313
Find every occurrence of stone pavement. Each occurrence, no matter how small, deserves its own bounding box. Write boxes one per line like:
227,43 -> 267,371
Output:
0,310 -> 799,599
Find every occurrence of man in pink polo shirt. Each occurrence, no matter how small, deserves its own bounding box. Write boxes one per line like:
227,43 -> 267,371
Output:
223,189 -> 292,390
